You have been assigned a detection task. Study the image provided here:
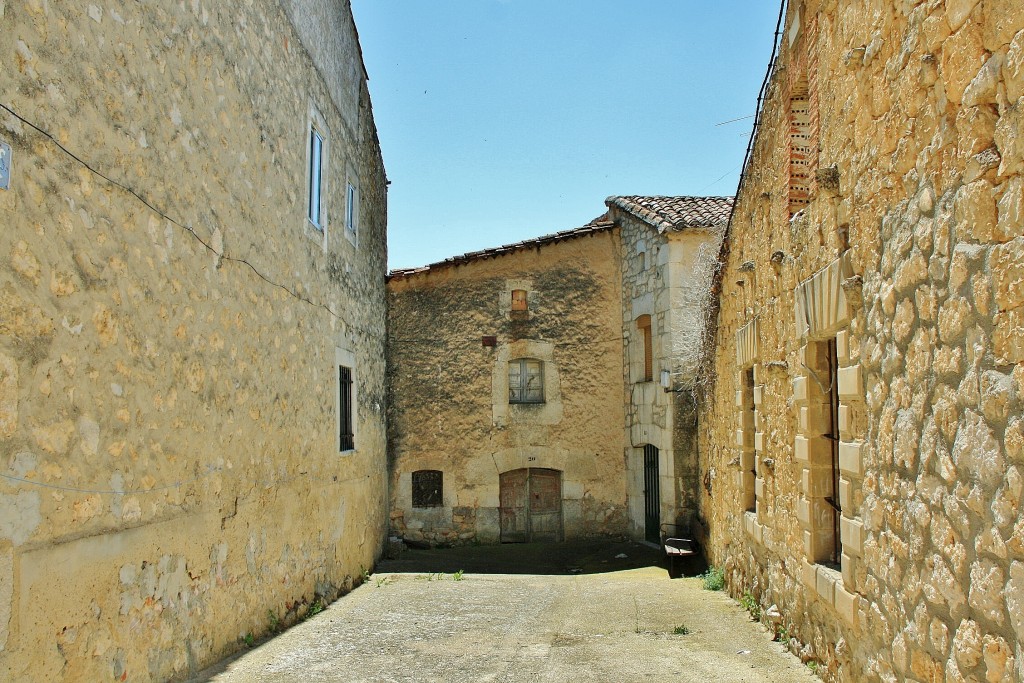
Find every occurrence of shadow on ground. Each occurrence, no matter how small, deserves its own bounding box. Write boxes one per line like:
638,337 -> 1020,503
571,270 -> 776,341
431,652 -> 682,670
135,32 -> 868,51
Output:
376,539 -> 709,576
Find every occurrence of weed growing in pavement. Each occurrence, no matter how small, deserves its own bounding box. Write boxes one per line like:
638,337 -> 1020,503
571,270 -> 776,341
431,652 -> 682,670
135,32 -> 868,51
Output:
774,624 -> 788,642
360,566 -> 371,584
807,661 -> 818,673
700,567 -> 725,591
673,625 -> 691,635
740,592 -> 762,621
452,570 -> 464,582
376,576 -> 392,588
267,610 -> 281,633
304,599 -> 324,620
243,632 -> 255,647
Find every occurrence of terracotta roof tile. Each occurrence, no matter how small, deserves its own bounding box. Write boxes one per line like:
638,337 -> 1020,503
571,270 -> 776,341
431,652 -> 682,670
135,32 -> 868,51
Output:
388,214 -> 615,280
606,195 -> 734,233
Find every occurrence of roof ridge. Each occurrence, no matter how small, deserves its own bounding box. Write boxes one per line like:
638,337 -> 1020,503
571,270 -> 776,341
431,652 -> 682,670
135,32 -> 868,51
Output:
388,214 -> 614,280
605,195 -> 734,233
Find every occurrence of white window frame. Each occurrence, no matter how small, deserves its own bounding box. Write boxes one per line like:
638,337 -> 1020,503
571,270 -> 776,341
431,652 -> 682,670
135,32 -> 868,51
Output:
509,358 -> 545,404
344,175 -> 359,246
304,103 -> 329,249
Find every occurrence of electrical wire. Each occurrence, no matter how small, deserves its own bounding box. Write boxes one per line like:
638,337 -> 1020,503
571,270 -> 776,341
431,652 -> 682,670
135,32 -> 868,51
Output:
0,102 -> 380,336
0,465 -> 374,496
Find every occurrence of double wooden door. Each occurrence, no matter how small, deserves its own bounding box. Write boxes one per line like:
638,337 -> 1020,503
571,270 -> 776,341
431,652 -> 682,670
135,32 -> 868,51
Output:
499,468 -> 563,543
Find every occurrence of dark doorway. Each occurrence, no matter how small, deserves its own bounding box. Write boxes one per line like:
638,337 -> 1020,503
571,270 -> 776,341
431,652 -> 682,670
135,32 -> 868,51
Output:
499,468 -> 563,543
643,445 -> 660,544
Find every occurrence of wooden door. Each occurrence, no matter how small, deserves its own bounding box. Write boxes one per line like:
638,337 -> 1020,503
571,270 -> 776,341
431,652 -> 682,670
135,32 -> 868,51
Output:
499,468 -> 563,543
499,469 -> 529,543
528,468 -> 563,542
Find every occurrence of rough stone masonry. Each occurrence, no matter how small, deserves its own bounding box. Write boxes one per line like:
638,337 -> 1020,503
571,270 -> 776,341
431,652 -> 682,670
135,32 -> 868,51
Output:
0,1 -> 388,680
701,1 -> 1024,681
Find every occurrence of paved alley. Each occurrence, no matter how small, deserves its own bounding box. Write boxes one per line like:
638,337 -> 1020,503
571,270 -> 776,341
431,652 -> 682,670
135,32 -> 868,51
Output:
193,543 -> 815,683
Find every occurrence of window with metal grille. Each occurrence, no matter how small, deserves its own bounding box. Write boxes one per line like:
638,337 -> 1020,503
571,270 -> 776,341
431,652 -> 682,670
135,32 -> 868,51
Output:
339,365 -> 354,451
509,358 -> 544,404
412,470 -> 443,508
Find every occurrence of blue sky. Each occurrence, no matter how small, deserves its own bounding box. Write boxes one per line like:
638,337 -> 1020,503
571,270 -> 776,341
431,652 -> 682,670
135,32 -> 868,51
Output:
350,2 -> 781,270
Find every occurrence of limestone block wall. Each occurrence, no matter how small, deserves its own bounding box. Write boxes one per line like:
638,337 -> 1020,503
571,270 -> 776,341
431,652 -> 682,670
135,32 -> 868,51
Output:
618,215 -> 677,539
699,1 -> 1024,681
615,214 -> 723,539
387,230 -> 628,546
0,1 -> 388,681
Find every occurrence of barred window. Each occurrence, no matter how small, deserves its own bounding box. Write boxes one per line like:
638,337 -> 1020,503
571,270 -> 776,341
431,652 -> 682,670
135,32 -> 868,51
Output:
339,365 -> 354,452
509,358 -> 544,404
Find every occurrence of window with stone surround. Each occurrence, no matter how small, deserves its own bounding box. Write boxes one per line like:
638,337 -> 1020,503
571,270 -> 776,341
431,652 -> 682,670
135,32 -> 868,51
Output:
637,315 -> 653,382
793,253 -> 867,623
307,122 -> 328,230
735,319 -> 760,531
511,289 -> 528,311
802,339 -> 842,568
339,365 -> 354,452
509,358 -> 544,404
412,470 -> 443,508
345,180 -> 358,243
740,368 -> 757,513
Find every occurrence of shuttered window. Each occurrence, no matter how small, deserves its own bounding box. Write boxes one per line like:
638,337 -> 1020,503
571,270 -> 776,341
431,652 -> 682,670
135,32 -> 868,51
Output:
509,359 -> 544,404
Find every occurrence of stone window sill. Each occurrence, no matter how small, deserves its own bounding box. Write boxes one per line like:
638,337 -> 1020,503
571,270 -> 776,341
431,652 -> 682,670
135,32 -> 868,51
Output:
801,560 -> 861,627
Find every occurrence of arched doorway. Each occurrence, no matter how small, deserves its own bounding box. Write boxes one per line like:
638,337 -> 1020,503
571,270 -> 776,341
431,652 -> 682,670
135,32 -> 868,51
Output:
499,468 -> 563,543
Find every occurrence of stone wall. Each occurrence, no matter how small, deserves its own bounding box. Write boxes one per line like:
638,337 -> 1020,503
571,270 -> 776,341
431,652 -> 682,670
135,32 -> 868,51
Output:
0,1 -> 388,680
613,211 -> 724,540
700,1 -> 1023,681
387,229 -> 629,546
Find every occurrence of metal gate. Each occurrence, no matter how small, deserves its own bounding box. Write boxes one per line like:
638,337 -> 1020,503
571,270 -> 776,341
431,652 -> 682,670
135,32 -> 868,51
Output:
643,445 -> 660,544
499,468 -> 563,543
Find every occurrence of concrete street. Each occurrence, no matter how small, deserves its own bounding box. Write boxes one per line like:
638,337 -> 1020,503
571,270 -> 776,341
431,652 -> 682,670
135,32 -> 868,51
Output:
192,542 -> 815,683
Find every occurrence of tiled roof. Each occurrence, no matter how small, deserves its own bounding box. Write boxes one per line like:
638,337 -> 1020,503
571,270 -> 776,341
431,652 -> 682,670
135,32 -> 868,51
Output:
388,214 -> 615,280
606,195 -> 734,233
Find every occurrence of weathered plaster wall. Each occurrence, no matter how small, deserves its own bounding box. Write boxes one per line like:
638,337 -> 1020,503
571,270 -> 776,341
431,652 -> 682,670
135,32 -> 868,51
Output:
0,1 -> 388,681
387,230 -> 628,545
700,1 -> 1023,681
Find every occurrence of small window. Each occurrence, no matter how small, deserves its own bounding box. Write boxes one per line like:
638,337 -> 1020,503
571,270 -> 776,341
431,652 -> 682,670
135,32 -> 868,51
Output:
308,126 -> 325,228
511,289 -> 528,311
412,470 -> 443,508
509,358 -> 544,404
339,365 -> 354,451
637,315 -> 653,382
345,182 -> 358,237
